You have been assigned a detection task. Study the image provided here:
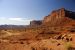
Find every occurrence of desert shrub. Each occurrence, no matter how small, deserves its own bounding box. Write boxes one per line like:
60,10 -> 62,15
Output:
31,47 -> 36,50
66,38 -> 69,42
56,35 -> 62,40
42,47 -> 48,50
57,43 -> 61,46
61,37 -> 64,40
70,38 -> 72,41
68,47 -> 75,50
70,30 -> 75,32
51,40 -> 57,43
20,41 -> 24,44
50,48 -> 53,50
65,42 -> 72,50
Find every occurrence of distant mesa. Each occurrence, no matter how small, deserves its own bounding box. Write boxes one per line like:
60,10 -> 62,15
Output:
30,20 -> 42,26
30,8 -> 75,26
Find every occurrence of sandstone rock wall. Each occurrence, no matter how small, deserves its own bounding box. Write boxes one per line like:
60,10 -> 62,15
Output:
30,8 -> 75,26
42,8 -> 75,26
42,8 -> 66,25
30,20 -> 42,26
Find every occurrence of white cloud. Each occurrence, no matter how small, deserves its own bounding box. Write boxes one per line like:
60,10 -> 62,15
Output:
0,17 -> 33,25
9,18 -> 23,21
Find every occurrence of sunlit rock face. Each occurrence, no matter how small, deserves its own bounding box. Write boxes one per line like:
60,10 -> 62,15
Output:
30,8 -> 75,27
43,8 -> 65,23
42,8 -> 75,26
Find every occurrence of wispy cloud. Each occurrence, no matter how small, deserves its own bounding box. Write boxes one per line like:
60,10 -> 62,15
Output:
0,17 -> 33,25
9,18 -> 23,21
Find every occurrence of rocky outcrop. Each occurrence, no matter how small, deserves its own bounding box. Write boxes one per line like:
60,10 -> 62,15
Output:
43,8 -> 65,25
30,8 -> 75,27
42,8 -> 75,26
30,20 -> 42,26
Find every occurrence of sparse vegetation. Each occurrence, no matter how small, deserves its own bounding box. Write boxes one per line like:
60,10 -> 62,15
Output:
68,47 -> 75,50
0,8 -> 75,50
31,47 -> 36,50
64,42 -> 72,50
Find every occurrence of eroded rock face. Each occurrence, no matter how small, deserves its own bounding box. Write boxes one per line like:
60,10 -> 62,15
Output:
30,20 -> 42,26
42,8 -> 75,26
30,8 -> 75,27
43,8 -> 65,24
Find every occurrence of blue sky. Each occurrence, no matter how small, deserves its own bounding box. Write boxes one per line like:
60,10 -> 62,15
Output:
0,0 -> 75,25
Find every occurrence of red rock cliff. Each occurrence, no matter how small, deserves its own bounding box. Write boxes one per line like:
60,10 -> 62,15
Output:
42,8 -> 75,26
30,8 -> 75,27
